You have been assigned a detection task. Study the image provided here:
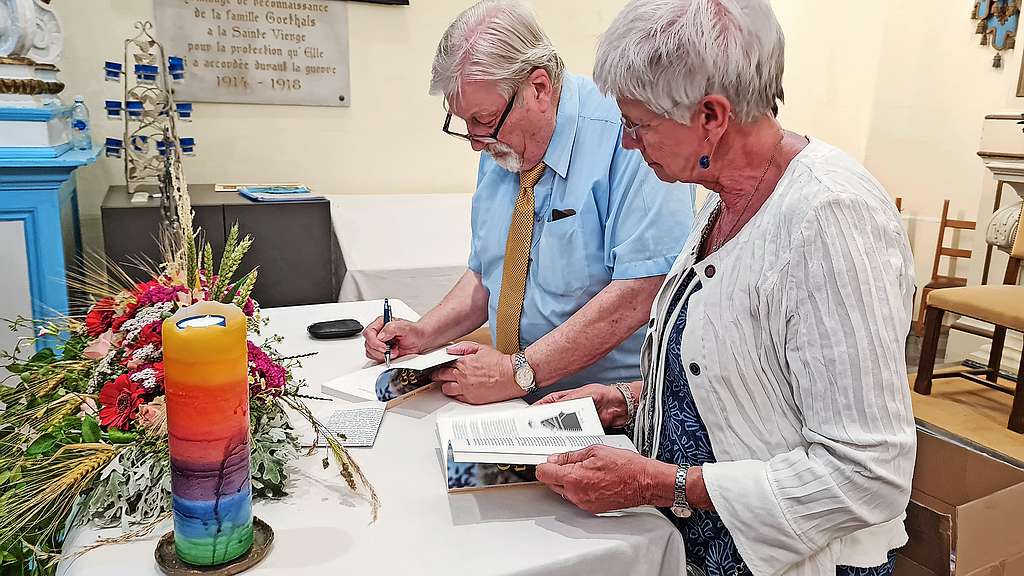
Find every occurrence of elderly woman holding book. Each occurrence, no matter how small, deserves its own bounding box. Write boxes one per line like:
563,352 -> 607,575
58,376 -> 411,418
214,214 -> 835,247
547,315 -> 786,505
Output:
534,1 -> 917,575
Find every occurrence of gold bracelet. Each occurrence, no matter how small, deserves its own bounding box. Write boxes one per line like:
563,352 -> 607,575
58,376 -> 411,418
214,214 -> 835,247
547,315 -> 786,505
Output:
615,383 -> 636,428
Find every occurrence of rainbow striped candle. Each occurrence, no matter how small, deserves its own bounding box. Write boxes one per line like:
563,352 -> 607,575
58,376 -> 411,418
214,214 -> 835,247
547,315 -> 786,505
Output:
163,301 -> 253,566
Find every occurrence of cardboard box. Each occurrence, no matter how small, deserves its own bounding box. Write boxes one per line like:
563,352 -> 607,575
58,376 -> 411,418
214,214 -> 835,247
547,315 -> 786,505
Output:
896,429 -> 1024,576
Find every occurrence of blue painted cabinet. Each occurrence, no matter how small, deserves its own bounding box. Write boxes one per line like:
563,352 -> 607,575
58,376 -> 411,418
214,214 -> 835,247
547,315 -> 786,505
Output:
0,146 -> 100,351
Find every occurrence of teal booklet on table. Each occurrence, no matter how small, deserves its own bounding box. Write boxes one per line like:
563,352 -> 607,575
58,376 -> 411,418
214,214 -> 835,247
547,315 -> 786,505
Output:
436,397 -> 637,492
237,185 -> 324,202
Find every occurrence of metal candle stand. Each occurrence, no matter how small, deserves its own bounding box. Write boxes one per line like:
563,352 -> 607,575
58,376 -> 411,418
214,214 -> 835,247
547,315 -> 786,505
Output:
102,21 -> 195,197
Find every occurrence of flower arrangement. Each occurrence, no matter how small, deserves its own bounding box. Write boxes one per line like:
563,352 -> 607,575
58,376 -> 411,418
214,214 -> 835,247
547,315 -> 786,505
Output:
0,176 -> 376,573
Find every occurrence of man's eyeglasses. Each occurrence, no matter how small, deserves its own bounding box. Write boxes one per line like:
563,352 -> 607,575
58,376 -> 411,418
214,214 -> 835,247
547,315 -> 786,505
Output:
442,89 -> 518,145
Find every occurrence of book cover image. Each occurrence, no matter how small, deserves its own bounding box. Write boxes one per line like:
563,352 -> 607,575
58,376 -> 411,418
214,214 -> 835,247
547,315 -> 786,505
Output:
374,367 -> 438,402
446,445 -> 538,491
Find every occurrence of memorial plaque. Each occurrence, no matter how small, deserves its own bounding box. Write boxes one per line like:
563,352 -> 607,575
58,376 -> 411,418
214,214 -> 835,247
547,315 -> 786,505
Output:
154,0 -> 351,107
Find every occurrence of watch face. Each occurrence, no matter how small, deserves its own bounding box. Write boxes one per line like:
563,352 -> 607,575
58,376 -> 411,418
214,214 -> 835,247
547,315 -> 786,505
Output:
670,506 -> 692,518
515,365 -> 535,390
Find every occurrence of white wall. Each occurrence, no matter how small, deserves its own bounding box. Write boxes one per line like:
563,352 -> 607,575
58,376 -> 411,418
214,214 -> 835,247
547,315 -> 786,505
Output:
56,0 -> 1024,301
53,0 -> 630,251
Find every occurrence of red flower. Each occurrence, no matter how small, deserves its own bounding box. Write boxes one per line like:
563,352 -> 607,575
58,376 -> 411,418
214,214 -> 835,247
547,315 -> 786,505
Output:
136,321 -> 163,347
85,297 -> 116,337
98,374 -> 145,430
111,301 -> 139,332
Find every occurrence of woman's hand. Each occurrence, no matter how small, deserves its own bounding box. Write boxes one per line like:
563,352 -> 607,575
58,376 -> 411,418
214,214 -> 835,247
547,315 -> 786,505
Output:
535,445 -> 677,513
534,383 -> 629,429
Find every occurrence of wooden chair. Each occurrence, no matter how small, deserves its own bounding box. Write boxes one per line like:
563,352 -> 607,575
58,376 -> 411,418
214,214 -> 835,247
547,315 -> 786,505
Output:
914,200 -> 976,336
913,203 -> 1024,432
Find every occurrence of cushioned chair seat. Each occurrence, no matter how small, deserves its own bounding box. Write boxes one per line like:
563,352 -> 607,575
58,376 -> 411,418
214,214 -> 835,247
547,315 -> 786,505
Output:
927,285 -> 1024,331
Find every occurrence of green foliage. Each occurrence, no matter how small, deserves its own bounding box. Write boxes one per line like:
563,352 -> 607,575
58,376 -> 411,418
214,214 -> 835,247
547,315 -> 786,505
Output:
202,241 -> 214,275
232,268 -> 259,308
106,429 -> 137,444
81,417 -> 100,444
249,399 -> 299,498
81,441 -> 170,530
212,224 -> 254,299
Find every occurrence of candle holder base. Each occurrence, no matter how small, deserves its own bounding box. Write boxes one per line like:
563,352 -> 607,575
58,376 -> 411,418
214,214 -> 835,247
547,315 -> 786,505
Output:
155,516 -> 274,576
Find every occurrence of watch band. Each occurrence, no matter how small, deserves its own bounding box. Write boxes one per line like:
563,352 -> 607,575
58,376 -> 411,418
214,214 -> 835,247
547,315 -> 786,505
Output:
614,383 -> 636,428
671,464 -> 692,518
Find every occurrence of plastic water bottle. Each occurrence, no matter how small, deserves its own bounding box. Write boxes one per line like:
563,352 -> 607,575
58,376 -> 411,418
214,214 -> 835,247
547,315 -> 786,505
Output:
70,96 -> 92,150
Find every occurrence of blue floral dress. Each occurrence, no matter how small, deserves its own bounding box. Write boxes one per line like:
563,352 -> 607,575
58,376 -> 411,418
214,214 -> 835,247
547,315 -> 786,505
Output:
656,279 -> 897,576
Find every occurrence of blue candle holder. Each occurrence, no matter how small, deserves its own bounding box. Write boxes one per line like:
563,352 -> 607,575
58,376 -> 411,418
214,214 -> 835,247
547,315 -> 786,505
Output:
104,61 -> 123,82
105,100 -> 123,119
156,139 -> 169,157
168,57 -> 186,82
105,138 -> 124,158
180,138 -> 196,156
125,100 -> 144,120
176,102 -> 193,121
134,64 -> 159,84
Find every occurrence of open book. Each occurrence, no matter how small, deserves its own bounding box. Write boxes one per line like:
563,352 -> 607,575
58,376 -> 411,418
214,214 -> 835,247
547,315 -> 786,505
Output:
321,348 -> 458,408
436,397 -> 638,492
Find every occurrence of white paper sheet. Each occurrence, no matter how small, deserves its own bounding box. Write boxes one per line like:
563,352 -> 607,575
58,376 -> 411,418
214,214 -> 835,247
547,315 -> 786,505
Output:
322,402 -> 386,447
320,348 -> 459,403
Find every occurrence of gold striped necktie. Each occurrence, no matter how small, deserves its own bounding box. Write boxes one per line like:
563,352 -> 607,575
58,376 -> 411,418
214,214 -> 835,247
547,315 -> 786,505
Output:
495,162 -> 547,355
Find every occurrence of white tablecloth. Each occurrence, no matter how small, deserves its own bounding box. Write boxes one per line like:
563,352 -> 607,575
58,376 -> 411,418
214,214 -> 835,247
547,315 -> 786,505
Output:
58,300 -> 684,576
331,194 -> 473,314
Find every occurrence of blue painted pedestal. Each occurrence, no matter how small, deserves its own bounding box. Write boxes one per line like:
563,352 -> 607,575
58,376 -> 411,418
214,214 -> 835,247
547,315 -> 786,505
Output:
0,146 -> 101,350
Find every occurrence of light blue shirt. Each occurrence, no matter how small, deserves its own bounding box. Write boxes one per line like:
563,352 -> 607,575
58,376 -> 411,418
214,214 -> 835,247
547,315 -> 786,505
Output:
468,73 -> 695,400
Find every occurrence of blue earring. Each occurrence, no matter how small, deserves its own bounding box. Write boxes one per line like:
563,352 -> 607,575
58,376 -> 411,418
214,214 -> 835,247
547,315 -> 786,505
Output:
699,135 -> 713,169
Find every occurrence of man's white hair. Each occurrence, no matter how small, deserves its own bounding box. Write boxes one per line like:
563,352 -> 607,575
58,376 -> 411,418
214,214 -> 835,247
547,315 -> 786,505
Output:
430,0 -> 564,102
594,0 -> 784,124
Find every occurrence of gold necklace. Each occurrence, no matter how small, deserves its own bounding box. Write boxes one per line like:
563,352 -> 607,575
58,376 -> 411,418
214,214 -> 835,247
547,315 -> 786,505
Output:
704,133 -> 784,256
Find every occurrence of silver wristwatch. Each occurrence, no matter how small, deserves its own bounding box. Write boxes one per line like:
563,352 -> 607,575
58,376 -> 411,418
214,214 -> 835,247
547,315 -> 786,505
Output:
512,352 -> 536,394
671,464 -> 693,518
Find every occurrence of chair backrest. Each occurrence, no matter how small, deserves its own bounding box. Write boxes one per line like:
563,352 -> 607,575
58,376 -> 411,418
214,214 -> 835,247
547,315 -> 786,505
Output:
930,199 -> 976,285
895,196 -> 903,212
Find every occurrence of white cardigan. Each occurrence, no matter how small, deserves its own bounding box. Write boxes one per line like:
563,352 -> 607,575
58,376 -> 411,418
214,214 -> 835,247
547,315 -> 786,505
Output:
635,139 -> 916,576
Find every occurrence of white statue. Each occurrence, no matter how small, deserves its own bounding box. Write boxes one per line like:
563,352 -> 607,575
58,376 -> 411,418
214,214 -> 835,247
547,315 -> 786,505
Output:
0,0 -> 63,64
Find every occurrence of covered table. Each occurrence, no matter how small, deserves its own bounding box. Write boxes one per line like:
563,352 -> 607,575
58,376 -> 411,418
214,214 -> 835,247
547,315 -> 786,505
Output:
58,299 -> 685,576
331,194 -> 473,314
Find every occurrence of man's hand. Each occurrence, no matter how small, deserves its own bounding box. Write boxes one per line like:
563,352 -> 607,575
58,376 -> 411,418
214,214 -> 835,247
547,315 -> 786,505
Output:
362,316 -> 428,363
535,384 -> 629,429
535,445 -> 675,514
431,341 -> 524,405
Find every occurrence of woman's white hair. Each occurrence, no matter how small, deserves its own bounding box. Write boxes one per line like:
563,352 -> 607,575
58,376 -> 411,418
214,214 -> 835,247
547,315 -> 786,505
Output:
430,0 -> 564,102
594,0 -> 784,124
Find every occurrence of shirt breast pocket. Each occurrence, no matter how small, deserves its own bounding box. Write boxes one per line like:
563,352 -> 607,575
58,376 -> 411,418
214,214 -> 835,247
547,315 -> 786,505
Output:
534,215 -> 590,297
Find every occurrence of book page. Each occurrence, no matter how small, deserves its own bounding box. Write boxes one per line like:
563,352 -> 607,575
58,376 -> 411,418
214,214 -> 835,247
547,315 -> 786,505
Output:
436,397 -> 603,452
437,398 -> 605,491
451,434 -> 637,465
321,348 -> 458,403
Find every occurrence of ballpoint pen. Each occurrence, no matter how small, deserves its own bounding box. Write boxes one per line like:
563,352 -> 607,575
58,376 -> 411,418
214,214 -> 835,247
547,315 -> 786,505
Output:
383,298 -> 393,369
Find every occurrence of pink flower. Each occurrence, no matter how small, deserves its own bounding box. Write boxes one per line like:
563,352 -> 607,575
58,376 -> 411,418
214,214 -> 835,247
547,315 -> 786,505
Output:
84,330 -> 117,360
137,397 -> 167,435
247,341 -> 287,397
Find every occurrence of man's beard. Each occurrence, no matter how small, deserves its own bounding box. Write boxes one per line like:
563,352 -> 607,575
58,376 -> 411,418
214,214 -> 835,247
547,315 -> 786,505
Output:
485,141 -> 523,172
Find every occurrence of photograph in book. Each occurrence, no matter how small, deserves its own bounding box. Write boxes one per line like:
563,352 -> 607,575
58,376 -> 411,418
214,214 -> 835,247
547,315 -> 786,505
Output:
321,349 -> 459,406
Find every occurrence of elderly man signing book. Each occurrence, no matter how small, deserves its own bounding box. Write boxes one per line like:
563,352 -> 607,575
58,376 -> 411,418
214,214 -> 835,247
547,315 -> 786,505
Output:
362,0 -> 695,405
